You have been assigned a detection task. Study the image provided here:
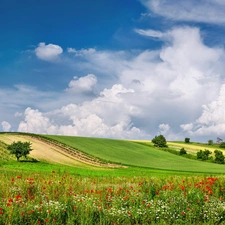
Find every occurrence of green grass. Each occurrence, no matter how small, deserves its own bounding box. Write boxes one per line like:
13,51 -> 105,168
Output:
1,159 -> 201,178
43,135 -> 225,174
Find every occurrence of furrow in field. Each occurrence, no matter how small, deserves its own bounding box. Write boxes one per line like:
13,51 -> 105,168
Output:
0,134 -> 117,168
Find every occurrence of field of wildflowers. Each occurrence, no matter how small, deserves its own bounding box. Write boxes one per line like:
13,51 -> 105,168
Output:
1,170 -> 225,224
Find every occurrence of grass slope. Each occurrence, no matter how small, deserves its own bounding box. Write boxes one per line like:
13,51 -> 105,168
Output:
45,135 -> 225,174
0,140 -> 14,161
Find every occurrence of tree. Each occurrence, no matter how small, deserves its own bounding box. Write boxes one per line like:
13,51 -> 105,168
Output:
152,135 -> 167,148
197,149 -> 212,160
214,150 -> 225,164
208,140 -> 213,145
219,142 -> 225,148
184,138 -> 190,143
7,141 -> 32,161
179,148 -> 187,155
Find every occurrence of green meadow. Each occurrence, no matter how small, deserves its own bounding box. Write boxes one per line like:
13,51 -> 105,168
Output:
43,134 -> 225,174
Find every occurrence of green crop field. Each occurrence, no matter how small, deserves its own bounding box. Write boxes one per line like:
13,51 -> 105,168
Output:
1,133 -> 225,175
44,135 -> 225,174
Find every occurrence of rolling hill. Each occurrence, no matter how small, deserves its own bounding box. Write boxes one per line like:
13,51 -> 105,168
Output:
44,134 -> 225,173
1,132 -> 225,174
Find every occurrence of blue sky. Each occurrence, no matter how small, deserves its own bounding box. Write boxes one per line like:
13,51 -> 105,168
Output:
1,0 -> 225,142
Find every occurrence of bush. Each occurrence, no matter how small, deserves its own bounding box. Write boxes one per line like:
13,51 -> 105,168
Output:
185,138 -> 190,143
214,150 -> 225,164
219,142 -> 225,148
196,149 -> 212,161
179,148 -> 187,155
151,135 -> 167,148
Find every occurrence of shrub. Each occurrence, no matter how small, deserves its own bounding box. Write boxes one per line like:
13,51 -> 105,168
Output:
185,138 -> 190,143
219,142 -> 225,148
197,149 -> 212,161
214,150 -> 225,164
151,135 -> 167,148
179,148 -> 187,155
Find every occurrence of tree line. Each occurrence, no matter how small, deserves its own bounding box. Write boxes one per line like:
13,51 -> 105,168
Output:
152,135 -> 225,164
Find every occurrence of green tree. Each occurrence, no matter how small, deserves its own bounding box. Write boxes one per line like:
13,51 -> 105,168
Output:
184,138 -> 190,143
7,141 -> 32,161
197,149 -> 212,160
179,147 -> 187,155
219,142 -> 225,148
208,140 -> 213,145
151,135 -> 167,148
214,150 -> 225,164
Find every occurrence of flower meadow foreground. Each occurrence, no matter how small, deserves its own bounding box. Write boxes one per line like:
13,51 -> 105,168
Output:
1,171 -> 225,224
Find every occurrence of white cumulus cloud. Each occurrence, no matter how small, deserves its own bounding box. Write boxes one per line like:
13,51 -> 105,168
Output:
18,108 -> 58,134
181,84 -> 225,136
1,121 -> 11,132
158,124 -> 170,135
65,74 -> 97,94
35,42 -> 63,61
17,84 -> 147,139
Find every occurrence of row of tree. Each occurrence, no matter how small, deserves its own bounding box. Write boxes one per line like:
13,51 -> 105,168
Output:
185,137 -> 225,148
196,149 -> 225,164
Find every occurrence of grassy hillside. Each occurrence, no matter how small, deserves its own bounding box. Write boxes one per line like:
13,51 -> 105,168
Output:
0,140 -> 14,161
44,135 -> 225,174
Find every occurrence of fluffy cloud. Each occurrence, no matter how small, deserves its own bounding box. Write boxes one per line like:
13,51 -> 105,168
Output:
65,74 -> 97,94
35,42 -> 63,61
140,0 -> 225,24
80,26 -> 225,139
158,124 -> 170,135
122,27 -> 223,105
17,84 -> 147,139
18,108 -> 58,134
181,84 -> 225,136
1,121 -> 11,132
